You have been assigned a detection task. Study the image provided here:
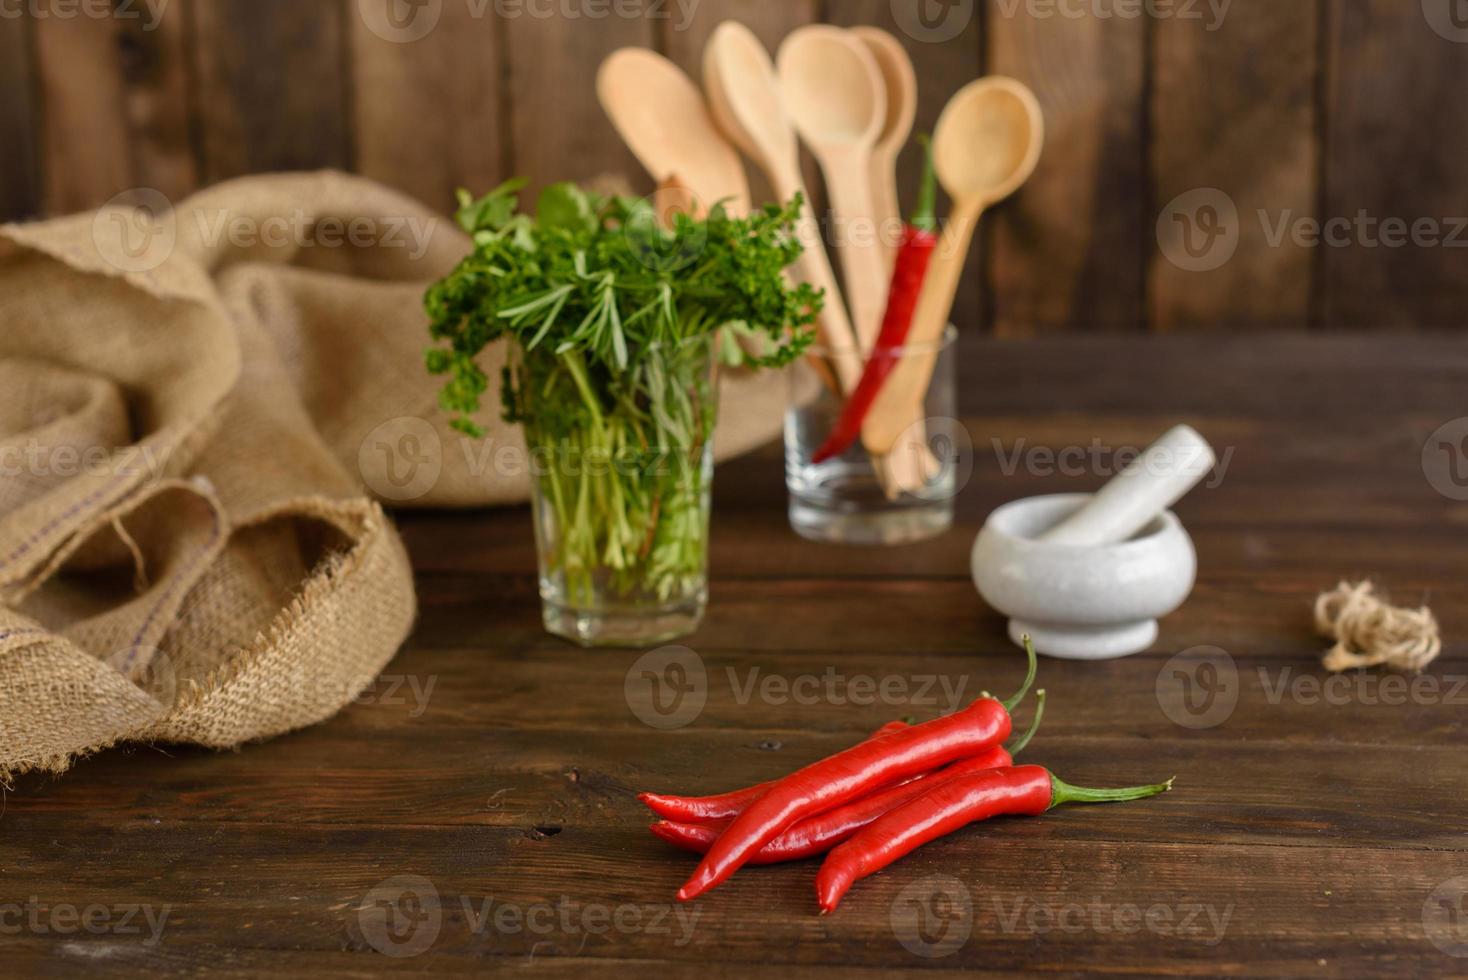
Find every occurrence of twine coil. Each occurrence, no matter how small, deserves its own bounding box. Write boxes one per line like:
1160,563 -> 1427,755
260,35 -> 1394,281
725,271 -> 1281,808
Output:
1313,580 -> 1441,673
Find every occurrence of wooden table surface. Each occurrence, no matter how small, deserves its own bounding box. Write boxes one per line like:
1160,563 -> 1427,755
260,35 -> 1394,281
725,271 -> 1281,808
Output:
6,335 -> 1467,977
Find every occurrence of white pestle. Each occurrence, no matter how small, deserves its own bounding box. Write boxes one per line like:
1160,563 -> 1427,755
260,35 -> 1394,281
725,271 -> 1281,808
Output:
1038,425 -> 1215,547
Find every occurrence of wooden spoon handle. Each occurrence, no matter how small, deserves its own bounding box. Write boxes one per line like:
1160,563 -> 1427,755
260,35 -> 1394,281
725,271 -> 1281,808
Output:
861,197 -> 983,455
821,151 -> 890,352
869,147 -> 901,275
782,177 -> 863,392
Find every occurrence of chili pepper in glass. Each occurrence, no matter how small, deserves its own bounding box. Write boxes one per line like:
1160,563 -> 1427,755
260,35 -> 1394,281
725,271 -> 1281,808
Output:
675,640 -> 1037,901
815,764 -> 1174,913
650,692 -> 1045,863
813,134 -> 940,464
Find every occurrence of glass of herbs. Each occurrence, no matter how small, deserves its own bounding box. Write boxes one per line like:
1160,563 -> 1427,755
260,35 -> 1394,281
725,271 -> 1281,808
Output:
425,181 -> 818,647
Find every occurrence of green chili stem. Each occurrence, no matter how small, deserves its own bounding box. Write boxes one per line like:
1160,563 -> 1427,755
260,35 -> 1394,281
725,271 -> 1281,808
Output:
1001,635 -> 1038,712
1049,774 -> 1175,808
1007,689 -> 1045,755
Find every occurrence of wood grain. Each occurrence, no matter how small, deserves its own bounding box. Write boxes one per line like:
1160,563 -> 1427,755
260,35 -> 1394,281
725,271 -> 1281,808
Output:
1150,0 -> 1319,331
659,0 -> 821,212
0,14 -> 41,222
502,2 -> 655,202
988,5 -> 1146,334
350,2 -> 505,212
825,0 -> 985,332
31,3 -> 195,214
190,0 -> 351,182
4,334 -> 1466,975
1321,0 -> 1468,328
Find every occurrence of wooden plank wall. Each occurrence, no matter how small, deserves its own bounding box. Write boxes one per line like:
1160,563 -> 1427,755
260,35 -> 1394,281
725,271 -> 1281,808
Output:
2,0 -> 1465,331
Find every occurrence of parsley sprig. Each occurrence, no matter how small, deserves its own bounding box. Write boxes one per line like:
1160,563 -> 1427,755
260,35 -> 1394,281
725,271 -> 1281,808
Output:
425,180 -> 820,436
423,180 -> 821,612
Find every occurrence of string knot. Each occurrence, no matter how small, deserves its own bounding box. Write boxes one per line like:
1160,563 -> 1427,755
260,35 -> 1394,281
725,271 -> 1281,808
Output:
1313,580 -> 1441,673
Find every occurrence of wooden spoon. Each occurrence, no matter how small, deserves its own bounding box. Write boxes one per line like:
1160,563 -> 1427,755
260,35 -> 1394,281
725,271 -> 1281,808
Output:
704,21 -> 862,391
777,26 -> 890,351
597,48 -> 750,216
844,27 -> 932,498
862,77 -> 1044,457
850,27 -> 917,274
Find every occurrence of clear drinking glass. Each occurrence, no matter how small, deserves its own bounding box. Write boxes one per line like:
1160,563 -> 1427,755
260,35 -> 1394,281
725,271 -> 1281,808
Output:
520,336 -> 716,647
785,326 -> 963,545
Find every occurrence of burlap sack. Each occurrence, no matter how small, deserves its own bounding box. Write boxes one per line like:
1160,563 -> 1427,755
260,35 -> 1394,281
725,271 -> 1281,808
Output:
0,171 -> 786,781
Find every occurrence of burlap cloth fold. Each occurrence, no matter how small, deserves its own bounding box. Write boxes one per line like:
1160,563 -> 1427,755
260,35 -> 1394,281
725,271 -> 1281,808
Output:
0,171 -> 785,781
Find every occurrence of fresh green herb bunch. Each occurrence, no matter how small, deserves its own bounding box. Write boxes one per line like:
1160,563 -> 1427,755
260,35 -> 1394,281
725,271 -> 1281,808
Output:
425,179 -> 821,436
423,179 -> 821,612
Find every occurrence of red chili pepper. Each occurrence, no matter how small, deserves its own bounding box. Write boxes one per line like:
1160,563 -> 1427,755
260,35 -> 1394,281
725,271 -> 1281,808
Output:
650,692 -> 1046,863
675,641 -> 1037,902
638,720 -> 909,823
812,134 -> 939,464
815,764 -> 1175,914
